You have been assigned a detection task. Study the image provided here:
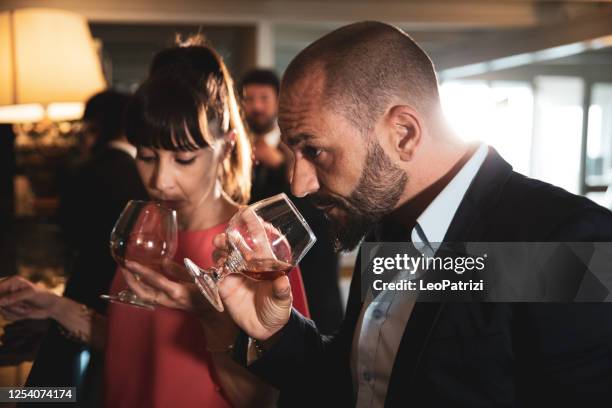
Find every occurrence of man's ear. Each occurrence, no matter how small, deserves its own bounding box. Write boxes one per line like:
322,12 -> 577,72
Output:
385,105 -> 422,162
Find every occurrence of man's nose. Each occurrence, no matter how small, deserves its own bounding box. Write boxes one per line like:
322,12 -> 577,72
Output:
253,101 -> 266,113
290,157 -> 319,198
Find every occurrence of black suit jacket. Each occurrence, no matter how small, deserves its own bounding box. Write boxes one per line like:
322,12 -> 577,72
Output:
242,148 -> 612,407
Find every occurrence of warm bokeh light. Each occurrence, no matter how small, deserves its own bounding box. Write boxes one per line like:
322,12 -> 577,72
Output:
440,81 -> 534,176
0,8 -> 105,123
46,102 -> 85,122
0,104 -> 45,123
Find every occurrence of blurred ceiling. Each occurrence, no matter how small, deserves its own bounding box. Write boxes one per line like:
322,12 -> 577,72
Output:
3,0 -> 611,27
88,24 -> 256,89
2,0 -> 612,80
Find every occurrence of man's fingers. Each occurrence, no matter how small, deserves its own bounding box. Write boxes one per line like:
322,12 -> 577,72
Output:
213,233 -> 228,250
217,272 -> 247,302
240,208 -> 267,245
212,249 -> 228,265
241,209 -> 275,257
212,233 -> 230,264
231,209 -> 276,261
271,275 -> 292,304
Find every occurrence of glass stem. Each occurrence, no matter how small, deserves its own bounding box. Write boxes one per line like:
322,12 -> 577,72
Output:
211,249 -> 243,281
208,265 -> 224,282
186,249 -> 243,284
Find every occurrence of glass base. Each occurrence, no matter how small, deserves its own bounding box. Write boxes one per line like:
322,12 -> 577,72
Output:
184,258 -> 224,312
100,290 -> 156,310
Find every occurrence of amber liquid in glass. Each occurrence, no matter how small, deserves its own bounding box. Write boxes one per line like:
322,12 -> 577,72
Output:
111,232 -> 169,268
242,259 -> 293,281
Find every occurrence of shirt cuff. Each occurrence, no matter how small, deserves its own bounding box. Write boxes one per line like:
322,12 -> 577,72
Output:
246,337 -> 260,365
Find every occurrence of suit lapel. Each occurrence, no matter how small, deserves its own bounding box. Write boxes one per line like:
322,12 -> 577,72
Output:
384,148 -> 514,406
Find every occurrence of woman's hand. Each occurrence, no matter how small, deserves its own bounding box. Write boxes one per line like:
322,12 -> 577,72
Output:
121,261 -> 240,350
162,260 -> 195,283
120,260 -> 217,317
0,276 -> 60,321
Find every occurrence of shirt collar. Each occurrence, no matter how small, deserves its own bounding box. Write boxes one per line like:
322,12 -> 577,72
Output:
262,124 -> 281,148
411,143 -> 488,252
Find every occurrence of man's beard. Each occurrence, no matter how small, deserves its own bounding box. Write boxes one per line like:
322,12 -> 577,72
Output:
310,141 -> 408,252
246,113 -> 276,135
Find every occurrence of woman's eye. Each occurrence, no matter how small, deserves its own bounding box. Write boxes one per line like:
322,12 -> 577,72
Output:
136,155 -> 155,162
175,157 -> 196,166
303,146 -> 322,161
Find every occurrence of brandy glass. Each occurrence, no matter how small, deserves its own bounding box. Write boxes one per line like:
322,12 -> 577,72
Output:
101,200 -> 178,310
184,193 -> 316,312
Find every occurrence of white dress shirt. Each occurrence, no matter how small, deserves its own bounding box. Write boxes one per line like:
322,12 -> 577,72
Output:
262,124 -> 281,148
351,143 -> 489,407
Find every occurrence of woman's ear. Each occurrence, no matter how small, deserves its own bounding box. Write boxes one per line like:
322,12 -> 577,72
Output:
223,130 -> 237,158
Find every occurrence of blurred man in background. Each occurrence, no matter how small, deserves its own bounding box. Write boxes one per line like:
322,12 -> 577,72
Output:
241,69 -> 286,202
241,69 -> 344,334
58,90 -> 148,313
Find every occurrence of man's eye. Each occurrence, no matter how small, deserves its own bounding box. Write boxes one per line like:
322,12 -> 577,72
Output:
176,157 -> 196,166
303,146 -> 322,160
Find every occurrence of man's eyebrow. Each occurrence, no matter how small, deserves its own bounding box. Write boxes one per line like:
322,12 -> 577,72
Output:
284,132 -> 313,146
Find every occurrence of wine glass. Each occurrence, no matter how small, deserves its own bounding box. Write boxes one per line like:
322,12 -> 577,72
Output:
100,200 -> 178,310
183,193 -> 316,312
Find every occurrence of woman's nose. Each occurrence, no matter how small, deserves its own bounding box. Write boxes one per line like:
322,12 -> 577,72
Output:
152,160 -> 174,192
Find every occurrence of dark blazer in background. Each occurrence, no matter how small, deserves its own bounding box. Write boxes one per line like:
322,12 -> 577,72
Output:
242,148 -> 612,408
23,146 -> 147,407
57,147 -> 148,313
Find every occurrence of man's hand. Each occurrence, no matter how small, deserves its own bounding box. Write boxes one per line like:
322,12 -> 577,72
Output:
212,232 -> 292,341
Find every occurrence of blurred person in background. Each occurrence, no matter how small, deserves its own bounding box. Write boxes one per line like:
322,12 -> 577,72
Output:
0,38 -> 310,408
240,69 -> 285,203
15,90 -> 149,406
59,90 -> 149,313
241,69 -> 343,334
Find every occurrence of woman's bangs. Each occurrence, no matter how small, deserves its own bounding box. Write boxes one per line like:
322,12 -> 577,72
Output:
125,77 -> 212,151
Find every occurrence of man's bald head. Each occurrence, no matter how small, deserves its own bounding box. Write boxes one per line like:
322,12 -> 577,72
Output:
281,21 -> 440,133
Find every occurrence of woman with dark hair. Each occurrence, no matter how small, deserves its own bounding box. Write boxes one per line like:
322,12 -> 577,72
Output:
0,37 -> 310,408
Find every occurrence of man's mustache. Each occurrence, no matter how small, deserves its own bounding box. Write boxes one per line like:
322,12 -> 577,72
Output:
309,193 -> 351,212
248,112 -> 269,119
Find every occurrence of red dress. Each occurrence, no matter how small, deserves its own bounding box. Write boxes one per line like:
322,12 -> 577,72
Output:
104,222 -> 310,408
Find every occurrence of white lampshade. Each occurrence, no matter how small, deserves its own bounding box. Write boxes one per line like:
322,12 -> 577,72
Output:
0,8 -> 106,123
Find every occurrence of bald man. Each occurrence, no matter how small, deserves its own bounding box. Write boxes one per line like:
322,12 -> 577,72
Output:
213,22 -> 612,407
